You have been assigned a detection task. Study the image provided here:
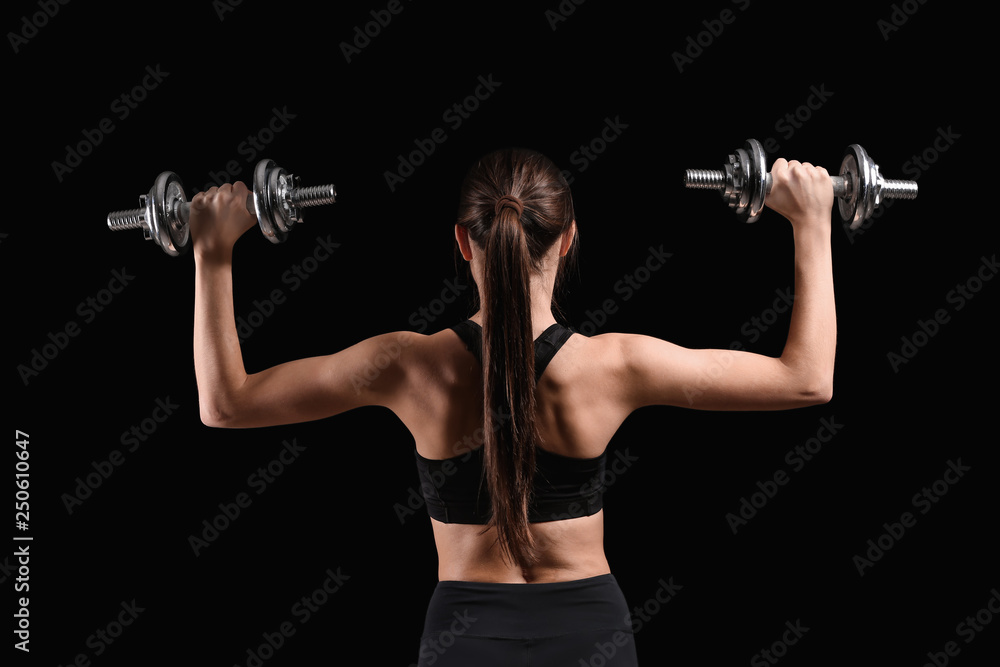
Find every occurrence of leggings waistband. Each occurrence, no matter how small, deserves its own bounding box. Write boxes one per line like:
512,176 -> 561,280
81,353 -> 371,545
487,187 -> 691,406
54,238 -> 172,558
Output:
423,574 -> 632,640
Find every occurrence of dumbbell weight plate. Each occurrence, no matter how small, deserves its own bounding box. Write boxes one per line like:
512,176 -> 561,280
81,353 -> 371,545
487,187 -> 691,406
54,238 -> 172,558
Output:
839,144 -> 879,230
726,149 -> 754,218
253,159 -> 283,244
724,140 -> 769,223
149,171 -> 189,256
253,159 -> 302,244
743,138 -> 768,223
860,145 -> 881,226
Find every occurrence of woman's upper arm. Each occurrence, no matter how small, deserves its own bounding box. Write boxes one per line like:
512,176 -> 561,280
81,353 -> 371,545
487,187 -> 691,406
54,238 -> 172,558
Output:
613,333 -> 831,412
202,331 -> 422,428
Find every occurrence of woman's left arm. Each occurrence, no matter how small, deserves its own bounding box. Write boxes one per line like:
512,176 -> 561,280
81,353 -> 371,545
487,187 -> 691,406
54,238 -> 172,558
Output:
190,182 -> 418,428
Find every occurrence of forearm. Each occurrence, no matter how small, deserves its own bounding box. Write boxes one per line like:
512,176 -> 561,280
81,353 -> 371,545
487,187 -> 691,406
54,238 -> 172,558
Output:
779,221 -> 836,398
193,251 -> 248,425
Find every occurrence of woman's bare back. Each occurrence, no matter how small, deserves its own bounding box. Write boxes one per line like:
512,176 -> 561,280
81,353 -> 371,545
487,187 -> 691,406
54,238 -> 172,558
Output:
399,322 -> 632,583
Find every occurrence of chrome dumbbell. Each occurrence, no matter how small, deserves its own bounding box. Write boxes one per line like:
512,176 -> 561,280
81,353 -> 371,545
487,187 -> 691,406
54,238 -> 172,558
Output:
683,139 -> 918,228
106,159 -> 337,256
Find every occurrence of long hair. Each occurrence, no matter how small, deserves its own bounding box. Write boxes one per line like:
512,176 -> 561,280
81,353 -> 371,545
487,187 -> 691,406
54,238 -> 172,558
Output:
456,148 -> 578,568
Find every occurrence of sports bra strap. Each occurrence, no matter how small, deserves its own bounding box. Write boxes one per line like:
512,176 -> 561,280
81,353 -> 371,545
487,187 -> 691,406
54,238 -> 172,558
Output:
450,320 -> 575,382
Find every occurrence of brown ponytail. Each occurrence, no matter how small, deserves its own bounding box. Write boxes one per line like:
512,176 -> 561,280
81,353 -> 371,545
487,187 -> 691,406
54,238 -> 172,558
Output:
456,148 -> 577,568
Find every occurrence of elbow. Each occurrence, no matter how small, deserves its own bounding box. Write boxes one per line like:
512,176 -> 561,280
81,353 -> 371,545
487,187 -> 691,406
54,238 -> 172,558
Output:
197,376 -> 252,428
199,396 -> 240,428
799,379 -> 833,406
780,360 -> 834,407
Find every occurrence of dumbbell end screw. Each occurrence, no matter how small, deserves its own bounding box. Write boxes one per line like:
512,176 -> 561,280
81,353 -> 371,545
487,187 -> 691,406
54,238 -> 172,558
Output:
683,169 -> 726,190
291,183 -> 337,207
107,207 -> 145,231
880,178 -> 918,201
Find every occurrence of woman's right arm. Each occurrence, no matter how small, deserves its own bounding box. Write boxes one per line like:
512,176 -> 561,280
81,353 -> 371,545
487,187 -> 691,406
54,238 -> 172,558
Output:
615,158 -> 836,411
190,182 -> 424,429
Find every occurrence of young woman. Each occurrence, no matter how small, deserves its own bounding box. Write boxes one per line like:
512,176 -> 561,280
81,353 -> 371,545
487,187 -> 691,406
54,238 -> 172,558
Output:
189,147 -> 835,665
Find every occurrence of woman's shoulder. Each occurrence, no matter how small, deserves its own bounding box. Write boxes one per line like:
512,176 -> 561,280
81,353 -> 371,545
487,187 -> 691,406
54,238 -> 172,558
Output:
381,324 -> 479,377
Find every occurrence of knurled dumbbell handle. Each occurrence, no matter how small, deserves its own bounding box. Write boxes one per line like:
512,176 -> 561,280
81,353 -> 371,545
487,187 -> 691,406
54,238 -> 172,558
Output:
766,173 -> 848,198
172,194 -> 254,226
171,184 -> 338,224
105,191 -> 254,232
768,172 -> 918,201
684,169 -> 918,201
106,183 -> 337,232
768,173 -> 927,201
107,161 -> 338,256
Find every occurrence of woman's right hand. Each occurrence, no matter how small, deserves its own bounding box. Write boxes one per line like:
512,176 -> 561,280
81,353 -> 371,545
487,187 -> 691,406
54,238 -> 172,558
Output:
189,181 -> 258,263
765,158 -> 834,232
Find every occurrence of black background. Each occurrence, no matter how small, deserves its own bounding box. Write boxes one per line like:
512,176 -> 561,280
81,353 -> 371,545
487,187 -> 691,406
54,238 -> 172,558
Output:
6,1 -> 994,665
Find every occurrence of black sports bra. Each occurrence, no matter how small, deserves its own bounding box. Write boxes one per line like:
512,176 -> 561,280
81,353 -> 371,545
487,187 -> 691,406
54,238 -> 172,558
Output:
413,319 -> 607,524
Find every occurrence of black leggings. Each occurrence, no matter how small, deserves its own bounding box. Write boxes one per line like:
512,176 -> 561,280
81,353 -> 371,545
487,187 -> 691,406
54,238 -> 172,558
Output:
416,574 -> 639,666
